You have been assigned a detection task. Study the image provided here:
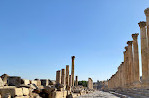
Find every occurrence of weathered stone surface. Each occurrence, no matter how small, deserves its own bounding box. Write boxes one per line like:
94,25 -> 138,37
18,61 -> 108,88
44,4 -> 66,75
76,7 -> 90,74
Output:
8,76 -> 21,87
40,79 -> 49,86
22,88 -> 29,96
43,86 -> 56,94
88,78 -> 93,89
34,79 -> 41,86
52,91 -> 67,98
21,79 -> 30,85
66,65 -> 69,86
1,74 -> 9,86
71,56 -> 75,87
31,80 -> 37,86
75,76 -> 78,86
30,84 -> 38,89
69,75 -> 72,86
56,70 -> 61,84
0,87 -> 23,97
61,69 -> 65,85
0,78 -> 4,87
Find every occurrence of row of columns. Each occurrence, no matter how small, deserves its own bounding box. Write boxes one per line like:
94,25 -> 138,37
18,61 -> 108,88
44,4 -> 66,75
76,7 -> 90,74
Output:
108,8 -> 149,89
56,56 -> 78,89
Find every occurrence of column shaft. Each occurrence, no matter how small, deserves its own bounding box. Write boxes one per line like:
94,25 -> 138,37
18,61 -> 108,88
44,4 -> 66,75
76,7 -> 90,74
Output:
66,65 -> 69,86
56,70 -> 61,84
138,21 -> 149,82
71,56 -> 75,86
132,33 -> 140,83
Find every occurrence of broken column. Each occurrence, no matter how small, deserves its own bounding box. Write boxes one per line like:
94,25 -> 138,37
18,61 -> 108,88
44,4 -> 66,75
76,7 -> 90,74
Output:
132,33 -> 140,86
69,75 -> 72,86
127,41 -> 133,85
56,70 -> 61,84
88,78 -> 93,89
71,56 -> 75,86
66,65 -> 69,86
61,69 -> 65,85
75,76 -> 78,86
138,21 -> 149,85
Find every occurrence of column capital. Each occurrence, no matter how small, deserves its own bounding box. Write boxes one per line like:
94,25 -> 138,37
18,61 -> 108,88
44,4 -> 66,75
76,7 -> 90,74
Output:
125,46 -> 128,51
132,33 -> 139,39
138,21 -> 146,28
72,56 -> 75,59
127,41 -> 133,45
144,8 -> 149,16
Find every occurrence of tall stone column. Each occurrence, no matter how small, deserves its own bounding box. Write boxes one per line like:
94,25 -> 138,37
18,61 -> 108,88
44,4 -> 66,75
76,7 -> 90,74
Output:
138,21 -> 149,84
71,56 -> 75,86
132,33 -> 140,85
119,64 -> 122,87
66,65 -> 69,86
69,75 -> 72,86
121,62 -> 124,87
61,69 -> 65,85
125,46 -> 129,86
75,76 -> 78,86
123,51 -> 126,86
56,70 -> 61,84
144,9 -> 149,75
127,41 -> 133,85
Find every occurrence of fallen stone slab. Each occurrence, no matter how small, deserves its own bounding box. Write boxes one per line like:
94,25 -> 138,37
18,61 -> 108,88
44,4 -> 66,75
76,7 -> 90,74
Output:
8,76 -> 21,87
0,87 -> 23,97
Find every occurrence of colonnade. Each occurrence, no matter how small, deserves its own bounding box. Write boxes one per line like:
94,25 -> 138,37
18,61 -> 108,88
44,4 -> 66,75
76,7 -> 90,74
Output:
108,8 -> 149,89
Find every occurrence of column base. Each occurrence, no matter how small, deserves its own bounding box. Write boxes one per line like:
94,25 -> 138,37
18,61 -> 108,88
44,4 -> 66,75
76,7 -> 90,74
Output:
131,81 -> 141,88
141,79 -> 149,88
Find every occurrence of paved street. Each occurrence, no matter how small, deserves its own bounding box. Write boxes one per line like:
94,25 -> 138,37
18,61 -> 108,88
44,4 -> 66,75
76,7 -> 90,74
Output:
77,91 -> 119,98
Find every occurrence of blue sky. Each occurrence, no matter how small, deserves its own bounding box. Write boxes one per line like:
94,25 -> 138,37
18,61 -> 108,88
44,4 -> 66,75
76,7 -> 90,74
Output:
0,0 -> 148,82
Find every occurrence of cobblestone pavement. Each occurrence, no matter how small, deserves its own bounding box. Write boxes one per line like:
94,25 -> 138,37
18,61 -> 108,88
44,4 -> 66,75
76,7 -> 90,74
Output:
77,91 -> 120,98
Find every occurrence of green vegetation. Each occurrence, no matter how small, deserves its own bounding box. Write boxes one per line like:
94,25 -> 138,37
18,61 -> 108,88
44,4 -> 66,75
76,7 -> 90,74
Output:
78,80 -> 88,87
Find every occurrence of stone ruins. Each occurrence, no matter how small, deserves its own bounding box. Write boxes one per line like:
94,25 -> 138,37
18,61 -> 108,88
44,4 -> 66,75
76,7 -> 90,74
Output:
107,8 -> 149,97
0,56 -> 94,98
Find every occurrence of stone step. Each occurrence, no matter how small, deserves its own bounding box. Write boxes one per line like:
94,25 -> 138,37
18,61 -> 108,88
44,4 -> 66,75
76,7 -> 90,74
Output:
121,89 -> 149,97
116,91 -> 149,98
109,91 -> 130,98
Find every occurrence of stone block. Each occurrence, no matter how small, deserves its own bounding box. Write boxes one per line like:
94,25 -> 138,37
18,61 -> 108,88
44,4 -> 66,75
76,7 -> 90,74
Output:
0,78 -> 4,87
52,91 -> 67,98
8,76 -> 21,87
0,87 -> 23,97
1,74 -> 9,86
40,79 -> 49,86
35,80 -> 41,86
22,88 -> 29,96
31,80 -> 37,85
21,79 -> 30,85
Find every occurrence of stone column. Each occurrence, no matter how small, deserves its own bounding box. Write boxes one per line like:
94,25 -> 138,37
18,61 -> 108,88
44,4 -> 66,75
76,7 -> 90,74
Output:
71,56 -> 75,86
132,33 -> 140,85
144,9 -> 149,75
118,64 -> 122,87
66,65 -> 69,86
123,51 -> 127,86
56,70 -> 61,84
127,41 -> 133,85
121,62 -> 124,87
138,21 -> 149,84
75,76 -> 78,86
125,46 -> 129,86
69,75 -> 72,86
61,69 -> 65,85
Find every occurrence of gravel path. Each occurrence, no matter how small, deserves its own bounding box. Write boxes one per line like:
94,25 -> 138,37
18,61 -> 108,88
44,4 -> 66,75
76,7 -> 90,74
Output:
77,91 -> 120,98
